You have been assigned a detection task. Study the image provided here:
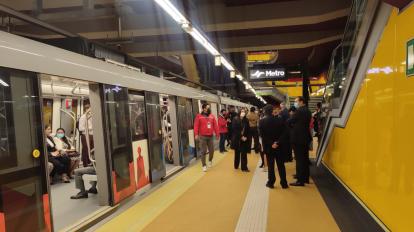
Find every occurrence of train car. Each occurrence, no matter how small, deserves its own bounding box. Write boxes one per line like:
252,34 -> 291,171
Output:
0,31 -> 252,232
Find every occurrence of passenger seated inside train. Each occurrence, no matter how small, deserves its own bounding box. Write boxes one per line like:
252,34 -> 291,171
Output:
54,128 -> 80,178
45,125 -> 72,184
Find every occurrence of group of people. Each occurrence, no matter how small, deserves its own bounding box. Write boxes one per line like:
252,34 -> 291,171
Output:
45,102 -> 98,200
194,97 -> 314,189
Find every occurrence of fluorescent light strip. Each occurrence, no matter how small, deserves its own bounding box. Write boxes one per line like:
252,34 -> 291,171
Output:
221,57 -> 234,71
0,79 -> 9,87
188,28 -> 220,56
154,0 -> 188,24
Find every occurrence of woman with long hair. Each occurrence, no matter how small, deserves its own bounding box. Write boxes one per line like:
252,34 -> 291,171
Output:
231,109 -> 251,172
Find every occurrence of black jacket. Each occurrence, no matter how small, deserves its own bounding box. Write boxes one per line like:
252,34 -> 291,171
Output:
259,115 -> 287,154
288,106 -> 312,145
231,116 -> 250,152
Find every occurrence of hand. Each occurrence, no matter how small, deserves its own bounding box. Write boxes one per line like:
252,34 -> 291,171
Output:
271,143 -> 278,149
195,135 -> 199,140
241,136 -> 247,141
51,151 -> 60,157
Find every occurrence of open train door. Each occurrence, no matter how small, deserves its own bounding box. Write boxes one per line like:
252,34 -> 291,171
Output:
0,68 -> 52,232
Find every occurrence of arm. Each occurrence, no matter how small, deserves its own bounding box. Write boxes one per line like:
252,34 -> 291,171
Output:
213,117 -> 220,138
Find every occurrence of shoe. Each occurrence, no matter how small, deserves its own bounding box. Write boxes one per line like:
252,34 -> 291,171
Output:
208,161 -> 212,168
87,188 -> 98,194
62,174 -> 70,183
70,192 -> 88,199
259,163 -> 264,168
266,183 -> 274,189
292,174 -> 297,178
242,169 -> 250,172
281,183 -> 289,189
290,182 -> 305,187
304,180 -> 310,184
202,166 -> 207,172
224,149 -> 228,152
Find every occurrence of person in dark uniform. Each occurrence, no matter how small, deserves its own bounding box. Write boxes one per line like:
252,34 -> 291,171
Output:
289,97 -> 312,186
231,109 -> 250,172
280,102 -> 293,162
259,105 -> 288,189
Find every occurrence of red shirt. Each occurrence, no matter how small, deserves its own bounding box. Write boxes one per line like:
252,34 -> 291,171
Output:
218,115 -> 228,133
194,113 -> 219,137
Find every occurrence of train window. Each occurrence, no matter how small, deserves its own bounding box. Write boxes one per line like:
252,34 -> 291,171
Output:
128,93 -> 147,141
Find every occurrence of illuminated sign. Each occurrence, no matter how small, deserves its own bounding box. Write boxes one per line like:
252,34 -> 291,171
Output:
249,68 -> 286,81
407,39 -> 414,76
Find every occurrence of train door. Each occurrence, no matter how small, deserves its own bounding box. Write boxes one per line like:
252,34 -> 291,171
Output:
177,97 -> 193,166
191,99 -> 200,158
101,85 -> 136,204
0,68 -> 51,232
128,91 -> 150,191
144,92 -> 165,182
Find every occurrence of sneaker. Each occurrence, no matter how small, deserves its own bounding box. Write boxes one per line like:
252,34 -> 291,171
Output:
202,166 -> 207,172
208,161 -> 212,168
70,192 -> 88,199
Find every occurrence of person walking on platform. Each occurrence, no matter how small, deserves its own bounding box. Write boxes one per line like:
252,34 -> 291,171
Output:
231,109 -> 250,172
247,107 -> 261,154
259,105 -> 288,189
194,103 -> 219,172
218,109 -> 228,153
289,97 -> 312,186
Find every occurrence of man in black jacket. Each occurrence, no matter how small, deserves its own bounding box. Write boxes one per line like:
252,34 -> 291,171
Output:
259,105 -> 288,189
289,97 -> 312,186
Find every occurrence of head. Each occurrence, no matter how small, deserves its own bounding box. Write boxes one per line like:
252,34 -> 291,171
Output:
250,107 -> 256,113
55,128 -> 66,139
280,102 -> 286,110
272,106 -> 281,116
317,102 -> 322,110
294,97 -> 305,108
44,125 -> 52,136
220,109 -> 226,115
263,104 -> 274,116
84,101 -> 91,112
202,103 -> 211,114
239,109 -> 246,118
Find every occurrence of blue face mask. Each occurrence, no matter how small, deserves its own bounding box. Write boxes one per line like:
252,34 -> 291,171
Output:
56,133 -> 65,139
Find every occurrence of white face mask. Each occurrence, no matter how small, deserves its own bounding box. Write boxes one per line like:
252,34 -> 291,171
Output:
240,112 -> 246,117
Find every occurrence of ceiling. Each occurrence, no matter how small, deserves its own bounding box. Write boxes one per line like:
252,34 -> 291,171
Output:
0,0 -> 352,104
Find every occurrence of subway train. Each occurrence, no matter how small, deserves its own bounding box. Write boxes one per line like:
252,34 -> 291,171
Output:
0,31 -> 252,232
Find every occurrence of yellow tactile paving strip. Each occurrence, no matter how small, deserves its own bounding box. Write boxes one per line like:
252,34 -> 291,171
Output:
267,162 -> 340,232
96,151 -> 257,232
142,154 -> 259,232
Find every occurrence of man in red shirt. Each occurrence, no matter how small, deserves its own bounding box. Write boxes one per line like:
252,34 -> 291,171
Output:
194,103 -> 219,172
218,109 -> 228,153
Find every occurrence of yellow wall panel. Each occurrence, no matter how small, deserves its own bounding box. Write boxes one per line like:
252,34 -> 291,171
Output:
324,7 -> 414,231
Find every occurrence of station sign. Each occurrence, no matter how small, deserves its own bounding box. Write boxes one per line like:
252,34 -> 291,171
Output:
249,68 -> 286,81
407,39 -> 414,77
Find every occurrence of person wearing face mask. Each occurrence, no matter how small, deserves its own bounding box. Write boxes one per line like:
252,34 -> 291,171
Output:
54,128 -> 80,178
194,103 -> 219,172
45,125 -> 71,183
231,109 -> 250,172
259,105 -> 288,189
288,97 -> 312,186
218,109 -> 228,153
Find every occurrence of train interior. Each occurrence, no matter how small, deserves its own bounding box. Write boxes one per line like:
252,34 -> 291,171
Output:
40,74 -> 104,231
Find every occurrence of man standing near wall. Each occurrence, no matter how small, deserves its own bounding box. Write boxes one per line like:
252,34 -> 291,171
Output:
289,97 -> 312,186
194,103 -> 220,172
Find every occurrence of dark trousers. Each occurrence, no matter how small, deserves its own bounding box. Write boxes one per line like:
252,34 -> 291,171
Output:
49,155 -> 71,176
293,143 -> 310,183
234,148 -> 248,170
248,127 -> 260,153
81,134 -> 94,166
266,148 -> 287,186
219,133 -> 227,152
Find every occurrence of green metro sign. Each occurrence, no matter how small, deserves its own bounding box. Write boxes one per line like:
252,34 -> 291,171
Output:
407,38 -> 414,76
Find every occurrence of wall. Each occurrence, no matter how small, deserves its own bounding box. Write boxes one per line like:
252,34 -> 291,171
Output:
323,6 -> 414,231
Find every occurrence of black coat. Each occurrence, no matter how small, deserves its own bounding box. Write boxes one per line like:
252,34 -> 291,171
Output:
231,116 -> 250,152
259,115 -> 287,155
288,106 -> 312,145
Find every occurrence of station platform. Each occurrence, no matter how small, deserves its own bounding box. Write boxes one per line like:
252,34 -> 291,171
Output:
89,150 -> 341,232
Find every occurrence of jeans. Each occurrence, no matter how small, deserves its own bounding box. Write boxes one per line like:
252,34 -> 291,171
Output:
219,133 -> 227,152
199,136 -> 214,166
74,166 -> 97,192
